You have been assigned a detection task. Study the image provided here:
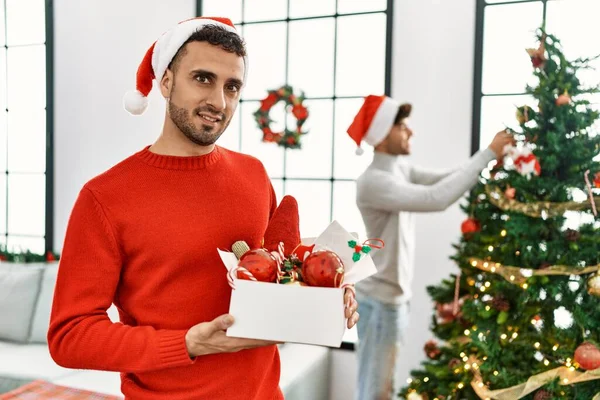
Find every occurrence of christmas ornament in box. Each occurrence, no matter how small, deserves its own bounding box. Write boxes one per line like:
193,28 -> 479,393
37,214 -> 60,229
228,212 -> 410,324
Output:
217,197 -> 378,347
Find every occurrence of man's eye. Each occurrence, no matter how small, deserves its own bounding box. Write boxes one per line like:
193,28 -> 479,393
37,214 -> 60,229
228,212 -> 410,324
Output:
227,85 -> 240,93
196,76 -> 210,83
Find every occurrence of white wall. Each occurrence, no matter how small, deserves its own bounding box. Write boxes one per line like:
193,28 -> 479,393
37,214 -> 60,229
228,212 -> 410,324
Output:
330,0 -> 478,398
392,0 -> 477,386
53,0 -> 195,250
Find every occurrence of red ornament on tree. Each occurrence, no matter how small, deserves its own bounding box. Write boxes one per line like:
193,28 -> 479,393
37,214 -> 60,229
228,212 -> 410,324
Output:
555,90 -> 571,106
237,249 -> 279,282
574,342 -> 600,370
594,172 -> 600,189
461,218 -> 481,237
302,250 -> 345,287
526,35 -> 547,69
436,301 -> 462,324
424,340 -> 442,360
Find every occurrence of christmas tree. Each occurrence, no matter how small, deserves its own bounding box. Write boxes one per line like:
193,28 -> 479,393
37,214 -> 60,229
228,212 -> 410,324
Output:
399,29 -> 600,400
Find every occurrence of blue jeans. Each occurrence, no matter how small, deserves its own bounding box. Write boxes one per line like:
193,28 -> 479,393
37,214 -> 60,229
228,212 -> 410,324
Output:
355,292 -> 410,400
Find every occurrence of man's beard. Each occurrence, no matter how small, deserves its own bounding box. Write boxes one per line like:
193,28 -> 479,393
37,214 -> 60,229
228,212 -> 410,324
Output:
168,100 -> 229,146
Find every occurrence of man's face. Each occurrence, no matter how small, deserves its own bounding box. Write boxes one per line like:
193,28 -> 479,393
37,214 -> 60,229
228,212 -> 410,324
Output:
161,41 -> 245,146
386,120 -> 413,155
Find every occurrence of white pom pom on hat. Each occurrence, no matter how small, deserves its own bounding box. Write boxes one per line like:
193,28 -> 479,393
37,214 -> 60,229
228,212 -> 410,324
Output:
123,17 -> 247,116
346,95 -> 400,155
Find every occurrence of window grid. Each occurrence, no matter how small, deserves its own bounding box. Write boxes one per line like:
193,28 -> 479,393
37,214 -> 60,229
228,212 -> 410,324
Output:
1,0 -> 53,254
474,0 -> 600,153
198,0 -> 394,239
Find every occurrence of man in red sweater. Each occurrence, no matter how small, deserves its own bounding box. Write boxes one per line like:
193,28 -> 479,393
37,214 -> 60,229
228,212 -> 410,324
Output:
48,17 -> 359,400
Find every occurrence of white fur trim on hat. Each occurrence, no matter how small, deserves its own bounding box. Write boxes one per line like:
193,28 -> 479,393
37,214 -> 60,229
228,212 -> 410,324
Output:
153,19 -> 248,84
364,96 -> 400,147
123,90 -> 149,115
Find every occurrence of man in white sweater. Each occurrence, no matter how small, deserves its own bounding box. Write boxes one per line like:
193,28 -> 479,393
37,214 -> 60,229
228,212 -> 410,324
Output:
347,95 -> 514,400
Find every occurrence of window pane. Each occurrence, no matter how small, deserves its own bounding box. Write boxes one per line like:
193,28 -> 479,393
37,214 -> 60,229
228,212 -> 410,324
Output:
243,0 -> 287,22
0,49 -> 6,111
288,18 -> 335,98
7,45 -> 46,109
7,110 -> 46,173
0,174 -> 5,234
482,2 -> 543,95
289,0 -> 335,19
336,14 -> 386,97
332,181 -> 365,240
337,0 -> 386,14
201,0 -> 242,24
0,1 -> 5,46
0,110 -> 6,172
479,94 -> 536,151
486,0 -> 529,3
285,180 -> 331,238
240,101 -> 284,177
546,0 -> 600,90
285,99 -> 333,179
242,22 -> 287,100
6,0 -> 45,46
334,99 -> 373,179
7,173 -> 45,236
271,178 -> 284,202
6,235 -> 45,255
218,104 -> 241,152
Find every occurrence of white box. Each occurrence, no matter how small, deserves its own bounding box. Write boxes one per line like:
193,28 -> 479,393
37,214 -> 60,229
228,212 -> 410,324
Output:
219,221 -> 378,347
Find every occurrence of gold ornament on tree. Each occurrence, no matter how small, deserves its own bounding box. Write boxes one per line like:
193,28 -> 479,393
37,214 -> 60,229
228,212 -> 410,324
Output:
588,273 -> 600,297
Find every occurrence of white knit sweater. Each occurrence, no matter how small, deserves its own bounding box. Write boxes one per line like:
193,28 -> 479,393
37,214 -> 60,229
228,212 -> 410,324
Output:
355,148 -> 496,304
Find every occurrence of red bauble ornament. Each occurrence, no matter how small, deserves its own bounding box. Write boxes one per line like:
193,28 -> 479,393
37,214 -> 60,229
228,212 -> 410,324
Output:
302,250 -> 345,287
436,301 -> 462,323
237,249 -> 278,282
424,340 -> 442,360
574,342 -> 600,370
555,91 -> 571,106
461,218 -> 481,236
594,172 -> 600,189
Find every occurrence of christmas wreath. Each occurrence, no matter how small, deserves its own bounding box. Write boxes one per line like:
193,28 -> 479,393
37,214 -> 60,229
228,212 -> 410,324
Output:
253,85 -> 309,149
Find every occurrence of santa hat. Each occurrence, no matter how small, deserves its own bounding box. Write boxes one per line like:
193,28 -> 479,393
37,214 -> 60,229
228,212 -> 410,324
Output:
123,17 -> 247,115
347,95 -> 400,155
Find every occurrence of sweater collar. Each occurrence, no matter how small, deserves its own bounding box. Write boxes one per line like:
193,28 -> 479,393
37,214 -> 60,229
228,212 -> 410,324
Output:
135,145 -> 222,170
372,151 -> 400,172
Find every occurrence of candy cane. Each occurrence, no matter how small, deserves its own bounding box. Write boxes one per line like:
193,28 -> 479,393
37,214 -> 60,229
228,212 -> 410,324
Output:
270,242 -> 286,283
227,266 -> 257,290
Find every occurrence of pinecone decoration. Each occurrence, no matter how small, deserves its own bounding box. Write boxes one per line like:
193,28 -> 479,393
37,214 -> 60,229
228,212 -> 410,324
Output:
448,358 -> 461,370
565,229 -> 580,242
491,296 -> 510,312
424,340 -> 442,360
533,389 -> 552,400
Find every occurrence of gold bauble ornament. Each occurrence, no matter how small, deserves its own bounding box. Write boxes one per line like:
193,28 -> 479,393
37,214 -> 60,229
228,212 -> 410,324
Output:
588,273 -> 600,297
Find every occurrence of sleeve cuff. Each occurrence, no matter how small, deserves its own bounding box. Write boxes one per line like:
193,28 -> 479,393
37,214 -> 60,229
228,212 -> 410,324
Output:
156,329 -> 196,368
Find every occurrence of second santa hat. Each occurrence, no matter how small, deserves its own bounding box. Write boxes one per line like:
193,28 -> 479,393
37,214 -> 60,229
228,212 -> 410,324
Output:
346,95 -> 400,155
123,17 -> 248,116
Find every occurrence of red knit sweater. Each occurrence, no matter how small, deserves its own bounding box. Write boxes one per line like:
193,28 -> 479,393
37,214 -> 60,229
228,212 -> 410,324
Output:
48,146 -> 283,400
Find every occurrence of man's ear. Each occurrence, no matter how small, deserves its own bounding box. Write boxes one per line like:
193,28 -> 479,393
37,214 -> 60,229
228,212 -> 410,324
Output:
160,69 -> 173,98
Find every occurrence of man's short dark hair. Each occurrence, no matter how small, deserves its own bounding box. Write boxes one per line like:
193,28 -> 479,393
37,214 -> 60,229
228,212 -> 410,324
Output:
169,25 -> 247,73
394,103 -> 412,125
